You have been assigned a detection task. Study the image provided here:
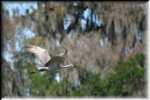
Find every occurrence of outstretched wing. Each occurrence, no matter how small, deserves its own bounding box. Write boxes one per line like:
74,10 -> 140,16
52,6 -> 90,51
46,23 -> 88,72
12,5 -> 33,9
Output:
26,45 -> 51,65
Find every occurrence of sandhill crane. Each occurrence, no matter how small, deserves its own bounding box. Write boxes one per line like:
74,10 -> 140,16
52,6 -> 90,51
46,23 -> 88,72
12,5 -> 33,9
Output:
26,45 -> 73,71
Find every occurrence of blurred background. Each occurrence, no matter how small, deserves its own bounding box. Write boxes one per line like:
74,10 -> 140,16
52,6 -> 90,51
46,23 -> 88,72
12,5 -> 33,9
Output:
1,2 -> 147,97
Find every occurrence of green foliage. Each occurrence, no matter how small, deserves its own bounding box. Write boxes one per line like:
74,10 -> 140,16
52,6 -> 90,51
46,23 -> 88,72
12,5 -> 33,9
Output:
105,53 -> 145,96
24,53 -> 145,97
70,53 -> 145,97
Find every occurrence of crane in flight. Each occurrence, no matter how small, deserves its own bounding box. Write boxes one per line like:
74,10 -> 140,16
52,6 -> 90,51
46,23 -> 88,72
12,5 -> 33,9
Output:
26,45 -> 74,71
